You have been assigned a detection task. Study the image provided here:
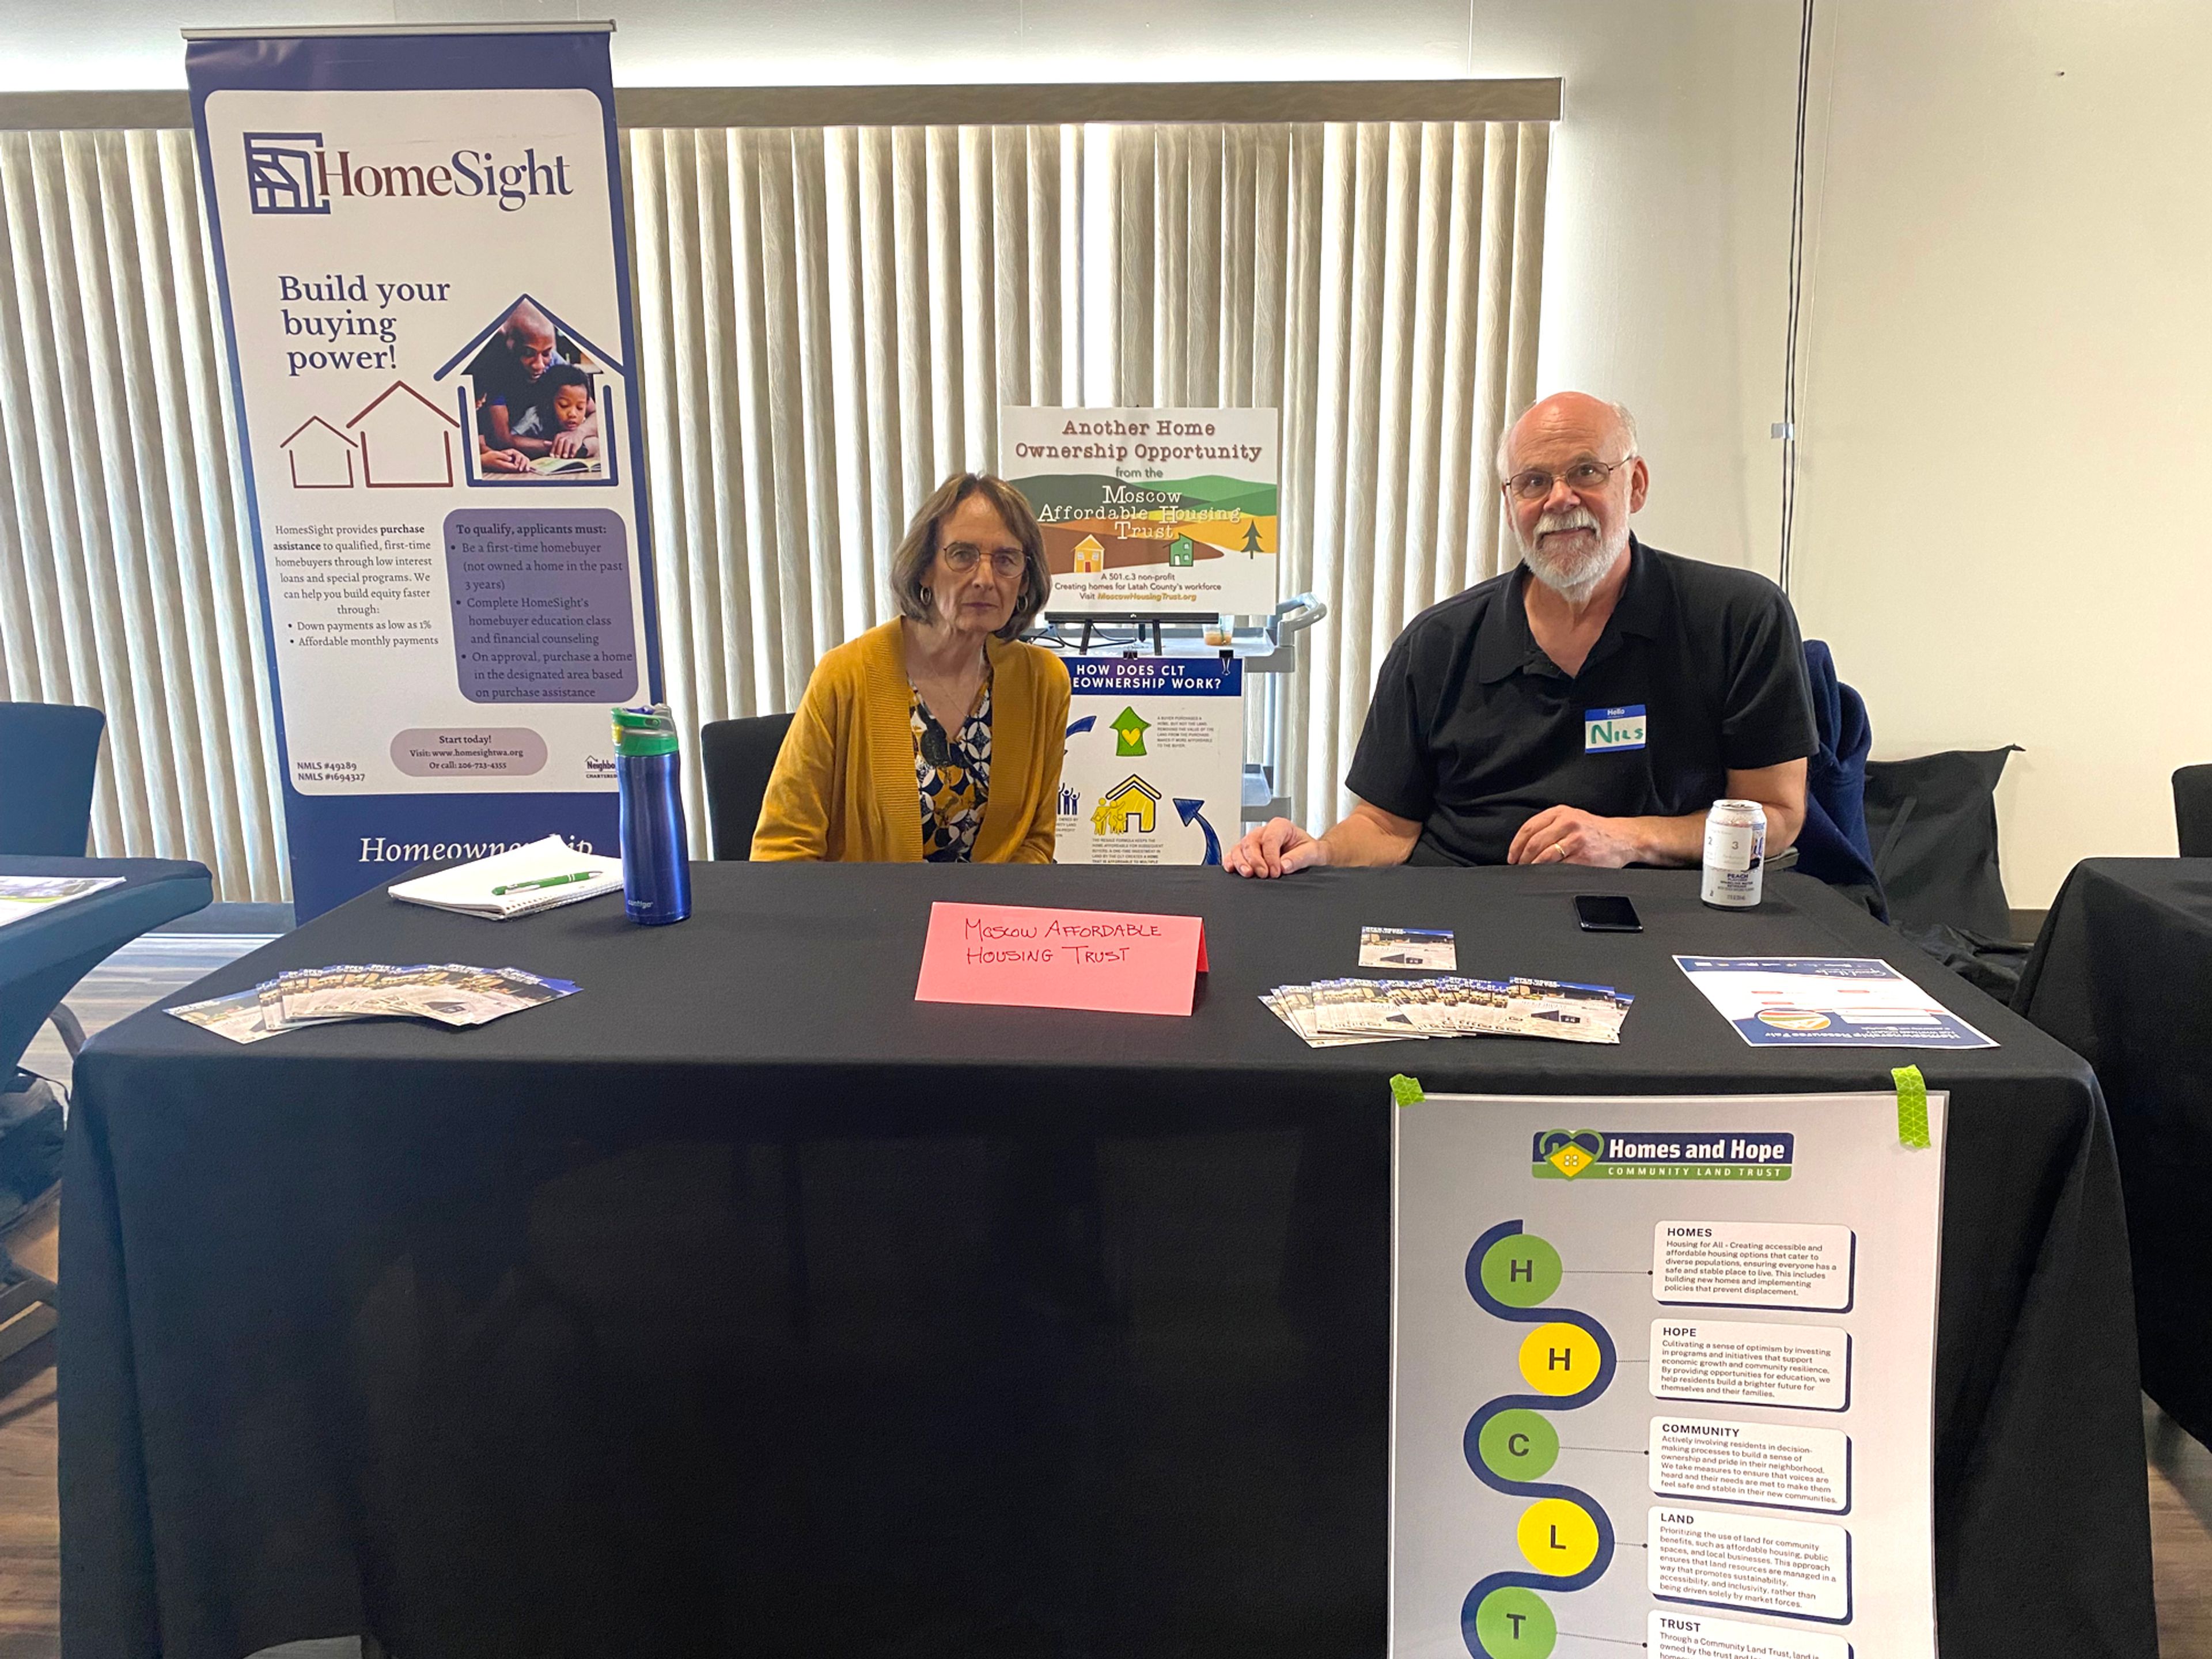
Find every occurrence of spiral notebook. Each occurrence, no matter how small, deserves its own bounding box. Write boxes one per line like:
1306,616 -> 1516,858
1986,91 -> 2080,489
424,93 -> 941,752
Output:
387,834 -> 623,920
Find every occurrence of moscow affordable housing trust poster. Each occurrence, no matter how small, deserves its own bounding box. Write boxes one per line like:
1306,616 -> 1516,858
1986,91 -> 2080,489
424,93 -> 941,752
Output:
186,25 -> 661,917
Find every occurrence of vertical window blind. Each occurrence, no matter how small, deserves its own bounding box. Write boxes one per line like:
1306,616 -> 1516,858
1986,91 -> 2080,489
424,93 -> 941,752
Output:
0,115 -> 1546,899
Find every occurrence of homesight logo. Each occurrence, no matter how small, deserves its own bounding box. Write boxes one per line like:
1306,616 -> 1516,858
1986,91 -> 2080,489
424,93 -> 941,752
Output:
245,132 -> 328,215
244,131 -> 577,214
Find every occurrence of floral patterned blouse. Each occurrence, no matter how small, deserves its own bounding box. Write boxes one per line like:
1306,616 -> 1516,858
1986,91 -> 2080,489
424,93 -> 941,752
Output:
911,670 -> 992,862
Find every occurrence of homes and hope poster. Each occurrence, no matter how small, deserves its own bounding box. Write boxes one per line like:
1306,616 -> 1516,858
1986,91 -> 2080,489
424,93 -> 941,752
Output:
1391,1092 -> 1946,1659
186,24 -> 660,918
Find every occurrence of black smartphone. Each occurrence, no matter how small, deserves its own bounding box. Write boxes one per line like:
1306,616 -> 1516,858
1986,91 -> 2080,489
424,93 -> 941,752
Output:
1574,894 -> 1643,933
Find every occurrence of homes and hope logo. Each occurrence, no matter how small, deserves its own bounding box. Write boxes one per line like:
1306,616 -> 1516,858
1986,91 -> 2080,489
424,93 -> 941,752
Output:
245,130 -> 576,215
1531,1129 -> 1796,1181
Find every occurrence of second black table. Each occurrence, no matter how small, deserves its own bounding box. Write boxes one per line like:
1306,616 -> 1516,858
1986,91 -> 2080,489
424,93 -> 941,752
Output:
2017,857 -> 2212,1443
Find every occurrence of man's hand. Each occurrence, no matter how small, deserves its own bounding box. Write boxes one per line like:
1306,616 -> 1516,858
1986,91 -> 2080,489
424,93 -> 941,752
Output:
1508,806 -> 1645,867
480,448 -> 530,474
1227,817 -> 1331,878
551,431 -> 586,459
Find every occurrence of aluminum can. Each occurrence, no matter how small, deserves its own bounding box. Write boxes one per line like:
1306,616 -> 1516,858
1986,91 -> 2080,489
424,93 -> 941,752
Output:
612,704 -> 692,925
1701,798 -> 1766,909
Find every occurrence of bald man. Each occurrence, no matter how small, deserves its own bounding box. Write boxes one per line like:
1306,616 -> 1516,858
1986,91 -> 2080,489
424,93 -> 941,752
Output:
1229,393 -> 1815,875
473,301 -> 567,471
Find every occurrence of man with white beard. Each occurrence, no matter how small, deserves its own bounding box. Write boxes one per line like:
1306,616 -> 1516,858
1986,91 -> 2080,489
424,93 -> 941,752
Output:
1228,391 -> 1814,873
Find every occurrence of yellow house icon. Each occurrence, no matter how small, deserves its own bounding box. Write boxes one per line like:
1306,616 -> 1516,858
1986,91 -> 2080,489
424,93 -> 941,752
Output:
1072,533 -> 1105,574
1091,774 -> 1160,835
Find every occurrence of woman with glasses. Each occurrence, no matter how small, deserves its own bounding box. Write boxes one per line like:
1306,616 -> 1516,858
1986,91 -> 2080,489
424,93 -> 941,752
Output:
753,472 -> 1070,862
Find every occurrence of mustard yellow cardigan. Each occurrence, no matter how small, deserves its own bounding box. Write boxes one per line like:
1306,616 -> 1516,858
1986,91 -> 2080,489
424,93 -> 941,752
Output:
752,619 -> 1071,863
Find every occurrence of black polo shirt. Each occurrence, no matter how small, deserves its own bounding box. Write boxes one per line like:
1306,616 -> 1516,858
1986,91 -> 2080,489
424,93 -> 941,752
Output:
1345,538 -> 1817,866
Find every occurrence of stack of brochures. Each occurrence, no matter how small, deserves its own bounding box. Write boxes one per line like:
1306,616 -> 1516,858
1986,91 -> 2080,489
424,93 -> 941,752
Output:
387,834 -> 623,919
1262,976 -> 1634,1048
0,874 -> 125,930
168,963 -> 579,1044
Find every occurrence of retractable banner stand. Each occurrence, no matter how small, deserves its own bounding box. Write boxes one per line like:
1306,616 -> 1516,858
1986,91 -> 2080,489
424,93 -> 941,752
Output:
185,24 -> 661,919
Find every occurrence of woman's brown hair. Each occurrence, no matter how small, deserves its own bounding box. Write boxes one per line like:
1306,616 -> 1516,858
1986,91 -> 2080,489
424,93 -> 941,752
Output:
889,472 -> 1052,642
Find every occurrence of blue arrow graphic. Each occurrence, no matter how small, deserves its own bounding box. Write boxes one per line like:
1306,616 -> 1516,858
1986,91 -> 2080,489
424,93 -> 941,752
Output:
1174,798 -> 1222,866
1066,715 -> 1097,738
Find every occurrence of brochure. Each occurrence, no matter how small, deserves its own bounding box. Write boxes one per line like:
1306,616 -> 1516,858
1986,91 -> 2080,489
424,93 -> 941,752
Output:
1675,955 -> 1997,1049
1265,975 -> 1634,1050
0,874 -> 125,930
172,961 -> 579,1043
1359,926 -> 1457,970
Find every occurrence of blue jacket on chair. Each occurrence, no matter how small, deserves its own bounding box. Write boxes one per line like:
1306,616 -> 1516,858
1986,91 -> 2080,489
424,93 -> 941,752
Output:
1793,640 -> 1887,919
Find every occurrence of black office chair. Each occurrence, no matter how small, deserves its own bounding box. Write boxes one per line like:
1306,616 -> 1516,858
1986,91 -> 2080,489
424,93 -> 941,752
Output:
699,712 -> 796,859
0,704 -> 107,1056
0,703 -> 105,858
0,702 -> 209,1361
2176,765 -> 2212,857
0,854 -> 212,1363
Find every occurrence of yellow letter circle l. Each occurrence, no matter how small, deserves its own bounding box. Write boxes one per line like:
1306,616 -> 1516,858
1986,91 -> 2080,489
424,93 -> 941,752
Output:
1516,1497 -> 1600,1577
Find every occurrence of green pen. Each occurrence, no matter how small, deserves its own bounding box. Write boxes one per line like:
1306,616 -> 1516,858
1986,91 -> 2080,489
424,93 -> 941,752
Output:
490,871 -> 597,896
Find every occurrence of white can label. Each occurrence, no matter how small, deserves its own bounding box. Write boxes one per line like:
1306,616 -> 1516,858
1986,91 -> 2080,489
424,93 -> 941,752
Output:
1702,815 -> 1765,907
1706,824 -> 1756,871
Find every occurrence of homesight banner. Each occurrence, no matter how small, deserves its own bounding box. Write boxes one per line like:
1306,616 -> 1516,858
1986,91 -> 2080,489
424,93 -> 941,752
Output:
185,23 -> 661,918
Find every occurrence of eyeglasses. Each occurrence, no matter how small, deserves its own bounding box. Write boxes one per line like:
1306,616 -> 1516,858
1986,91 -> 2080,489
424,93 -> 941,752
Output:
941,543 -> 1026,579
1503,454 -> 1637,502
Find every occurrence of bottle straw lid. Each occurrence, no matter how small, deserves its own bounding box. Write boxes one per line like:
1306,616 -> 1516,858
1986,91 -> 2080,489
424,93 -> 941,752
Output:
611,703 -> 680,756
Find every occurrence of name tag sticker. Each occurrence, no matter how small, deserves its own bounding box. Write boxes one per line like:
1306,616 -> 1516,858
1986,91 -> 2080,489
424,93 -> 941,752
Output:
1585,704 -> 1647,753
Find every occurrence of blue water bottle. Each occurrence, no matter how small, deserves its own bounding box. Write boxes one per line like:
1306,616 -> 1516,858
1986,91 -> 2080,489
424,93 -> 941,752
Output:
612,704 -> 692,925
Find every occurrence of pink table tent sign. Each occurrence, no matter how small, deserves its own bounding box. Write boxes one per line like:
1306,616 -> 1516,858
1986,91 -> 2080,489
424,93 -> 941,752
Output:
914,900 -> 1209,1017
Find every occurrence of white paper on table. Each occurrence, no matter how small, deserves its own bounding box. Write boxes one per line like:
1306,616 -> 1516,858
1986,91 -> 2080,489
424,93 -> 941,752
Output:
1673,956 -> 1996,1050
387,834 -> 623,920
0,875 -> 126,930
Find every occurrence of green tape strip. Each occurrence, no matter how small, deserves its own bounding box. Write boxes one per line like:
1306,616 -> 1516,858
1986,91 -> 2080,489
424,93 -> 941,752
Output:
1389,1074 -> 1425,1107
1893,1065 -> 1931,1149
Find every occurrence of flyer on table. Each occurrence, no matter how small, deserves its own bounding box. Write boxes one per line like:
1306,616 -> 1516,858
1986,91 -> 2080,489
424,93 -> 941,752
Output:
1675,956 -> 1997,1049
1389,1092 -> 1946,1659
1001,406 -> 1278,616
187,27 -> 660,915
0,876 -> 125,930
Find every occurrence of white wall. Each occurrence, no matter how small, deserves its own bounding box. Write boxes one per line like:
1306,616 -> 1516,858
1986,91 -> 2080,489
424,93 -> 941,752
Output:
1793,0 -> 2212,904
8,0 -> 2196,904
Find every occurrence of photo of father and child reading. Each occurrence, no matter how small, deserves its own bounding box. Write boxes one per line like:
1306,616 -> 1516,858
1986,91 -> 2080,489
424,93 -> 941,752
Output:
465,299 -> 608,481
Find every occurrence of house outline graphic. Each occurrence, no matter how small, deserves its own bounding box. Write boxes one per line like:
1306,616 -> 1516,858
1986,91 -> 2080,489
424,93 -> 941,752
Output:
1168,533 -> 1196,567
434,291 -> 628,487
1091,775 -> 1160,836
278,415 -> 357,489
346,382 -> 459,488
1072,533 -> 1105,574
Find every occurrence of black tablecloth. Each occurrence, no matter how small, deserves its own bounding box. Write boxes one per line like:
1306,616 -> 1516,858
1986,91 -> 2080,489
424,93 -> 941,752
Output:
0,857 -> 210,1072
60,865 -> 2155,1658
2018,857 -> 2212,1444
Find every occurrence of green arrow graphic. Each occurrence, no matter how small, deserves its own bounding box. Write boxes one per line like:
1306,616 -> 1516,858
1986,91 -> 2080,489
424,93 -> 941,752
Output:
1111,707 -> 1150,756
